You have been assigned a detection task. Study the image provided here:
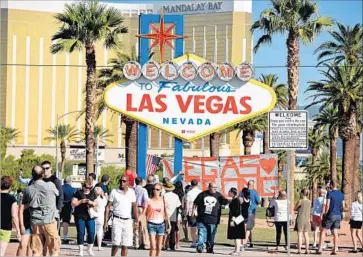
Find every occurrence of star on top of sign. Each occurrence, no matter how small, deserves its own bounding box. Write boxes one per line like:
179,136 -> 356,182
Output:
136,9 -> 188,63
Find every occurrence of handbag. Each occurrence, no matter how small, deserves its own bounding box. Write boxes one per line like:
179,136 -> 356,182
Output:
266,206 -> 275,218
232,200 -> 244,225
88,207 -> 100,219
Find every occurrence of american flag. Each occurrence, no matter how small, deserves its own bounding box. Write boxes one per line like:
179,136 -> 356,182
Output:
146,154 -> 161,175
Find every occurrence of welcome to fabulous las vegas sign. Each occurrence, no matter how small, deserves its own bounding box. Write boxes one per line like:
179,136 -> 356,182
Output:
104,54 -> 277,142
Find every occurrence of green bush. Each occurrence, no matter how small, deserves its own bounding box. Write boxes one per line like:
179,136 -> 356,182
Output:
100,165 -> 125,190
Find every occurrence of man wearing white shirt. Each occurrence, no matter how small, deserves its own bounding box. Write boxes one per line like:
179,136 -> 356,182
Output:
186,179 -> 201,248
104,176 -> 138,256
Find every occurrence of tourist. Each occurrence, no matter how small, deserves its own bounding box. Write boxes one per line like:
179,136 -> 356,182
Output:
186,179 -> 201,247
104,175 -> 138,256
181,185 -> 191,243
193,182 -> 228,254
145,175 -> 155,198
312,188 -> 327,248
17,183 -> 33,256
173,181 -> 184,249
95,174 -> 110,199
22,165 -> 61,256
61,177 -> 76,244
72,179 -> 97,256
269,190 -> 288,251
144,183 -> 171,256
163,182 -> 181,251
227,187 -> 245,256
240,187 -> 250,251
317,180 -> 344,255
349,191 -> 363,253
93,185 -> 107,251
294,188 -> 311,254
240,180 -> 261,248
134,176 -> 149,250
0,176 -> 21,256
18,161 -> 64,220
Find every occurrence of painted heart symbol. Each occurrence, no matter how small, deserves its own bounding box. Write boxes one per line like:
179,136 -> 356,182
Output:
260,158 -> 277,174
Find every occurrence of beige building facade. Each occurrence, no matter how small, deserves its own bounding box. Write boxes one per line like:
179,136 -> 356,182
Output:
0,0 -> 253,165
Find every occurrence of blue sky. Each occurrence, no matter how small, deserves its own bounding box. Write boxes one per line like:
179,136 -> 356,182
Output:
108,0 -> 362,105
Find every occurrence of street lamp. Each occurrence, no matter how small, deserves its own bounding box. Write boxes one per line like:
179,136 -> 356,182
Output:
55,111 -> 81,178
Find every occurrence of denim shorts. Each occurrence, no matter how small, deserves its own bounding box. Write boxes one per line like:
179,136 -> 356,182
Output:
323,215 -> 341,230
147,222 -> 165,236
24,228 -> 32,235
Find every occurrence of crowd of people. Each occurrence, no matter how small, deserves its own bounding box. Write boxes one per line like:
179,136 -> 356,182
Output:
0,161 -> 362,257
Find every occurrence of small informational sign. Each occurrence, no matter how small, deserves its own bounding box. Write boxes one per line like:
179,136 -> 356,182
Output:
69,148 -> 105,161
268,110 -> 308,150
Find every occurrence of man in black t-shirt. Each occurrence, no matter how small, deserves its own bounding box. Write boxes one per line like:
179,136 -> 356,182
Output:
193,182 -> 228,254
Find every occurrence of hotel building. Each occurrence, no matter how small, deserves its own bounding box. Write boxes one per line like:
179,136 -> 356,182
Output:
0,0 -> 253,168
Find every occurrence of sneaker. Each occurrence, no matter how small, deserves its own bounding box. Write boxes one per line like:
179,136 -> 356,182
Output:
78,251 -> 84,256
312,244 -> 317,249
196,245 -> 203,253
240,245 -> 245,252
249,243 -> 254,248
230,252 -> 241,256
191,243 -> 196,248
88,248 -> 95,256
207,248 -> 215,254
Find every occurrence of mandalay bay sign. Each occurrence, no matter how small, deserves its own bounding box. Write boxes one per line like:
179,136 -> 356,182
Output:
104,54 -> 277,142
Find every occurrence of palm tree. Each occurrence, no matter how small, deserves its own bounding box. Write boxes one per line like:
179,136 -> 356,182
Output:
252,0 -> 333,208
313,105 -> 339,182
97,47 -> 153,171
315,23 -> 363,66
307,63 -> 363,212
45,125 -> 79,180
271,150 -> 287,188
353,103 -> 363,193
232,116 -> 267,155
258,74 -> 288,153
0,126 -> 20,159
50,1 -> 128,175
303,152 -> 342,189
308,128 -> 328,200
80,125 -> 113,145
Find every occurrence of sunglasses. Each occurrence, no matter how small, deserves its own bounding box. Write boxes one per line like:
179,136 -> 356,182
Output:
153,188 -> 161,191
43,166 -> 51,170
120,180 -> 128,183
83,186 -> 92,189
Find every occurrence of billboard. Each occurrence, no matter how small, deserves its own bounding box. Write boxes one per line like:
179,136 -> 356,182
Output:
104,54 -> 276,142
162,154 -> 278,197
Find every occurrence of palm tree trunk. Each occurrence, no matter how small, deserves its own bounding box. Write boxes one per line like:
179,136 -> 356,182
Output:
85,44 -> 97,177
287,30 -> 300,210
342,137 -> 355,220
330,130 -> 338,183
60,141 -> 66,180
209,132 -> 220,158
243,130 -> 255,156
263,130 -> 270,154
312,152 -> 318,202
353,132 -> 361,193
125,119 -> 137,172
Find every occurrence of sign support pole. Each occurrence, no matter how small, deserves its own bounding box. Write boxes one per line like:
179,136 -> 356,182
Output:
286,150 -> 291,256
138,14 -> 149,179
173,15 -> 185,176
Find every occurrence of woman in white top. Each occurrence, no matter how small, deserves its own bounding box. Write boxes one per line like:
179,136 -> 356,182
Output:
269,190 -> 288,250
93,186 -> 108,251
349,192 -> 362,253
312,188 -> 326,248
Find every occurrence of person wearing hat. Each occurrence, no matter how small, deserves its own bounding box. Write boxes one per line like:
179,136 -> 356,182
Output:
163,182 -> 181,251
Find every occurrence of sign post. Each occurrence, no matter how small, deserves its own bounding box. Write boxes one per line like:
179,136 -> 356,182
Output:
268,110 -> 309,256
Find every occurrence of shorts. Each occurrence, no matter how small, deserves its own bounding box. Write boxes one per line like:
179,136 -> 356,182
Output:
322,215 -> 341,230
147,222 -> 165,236
312,215 -> 322,227
60,203 -> 72,223
24,228 -> 32,235
187,216 -> 197,227
112,218 -> 133,247
247,214 -> 256,230
350,220 -> 362,229
0,229 -> 12,243
31,222 -> 61,255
